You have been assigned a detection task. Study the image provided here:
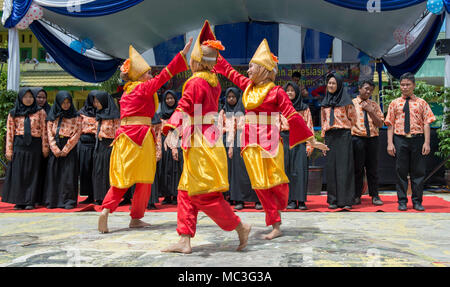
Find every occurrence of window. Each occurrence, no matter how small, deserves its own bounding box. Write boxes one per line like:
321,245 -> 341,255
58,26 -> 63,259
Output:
38,48 -> 47,62
20,48 -> 32,62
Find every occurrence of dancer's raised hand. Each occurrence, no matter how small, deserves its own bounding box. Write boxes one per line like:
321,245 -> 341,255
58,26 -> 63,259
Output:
182,37 -> 194,57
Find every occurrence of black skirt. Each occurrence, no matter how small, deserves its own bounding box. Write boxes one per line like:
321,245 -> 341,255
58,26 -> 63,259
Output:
92,138 -> 113,202
324,129 -> 355,206
1,136 -> 44,206
281,131 -> 308,202
228,133 -> 258,203
43,137 -> 79,208
147,165 -> 160,207
78,134 -> 95,197
157,134 -> 183,198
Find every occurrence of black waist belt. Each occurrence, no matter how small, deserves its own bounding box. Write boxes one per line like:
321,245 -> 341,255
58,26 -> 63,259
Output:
396,133 -> 424,138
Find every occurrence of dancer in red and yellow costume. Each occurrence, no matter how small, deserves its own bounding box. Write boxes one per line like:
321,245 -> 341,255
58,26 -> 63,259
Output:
214,39 -> 329,239
97,39 -> 193,233
161,21 -> 251,254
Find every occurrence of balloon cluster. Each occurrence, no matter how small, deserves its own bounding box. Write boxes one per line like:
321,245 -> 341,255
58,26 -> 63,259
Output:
427,0 -> 444,15
15,3 -> 44,30
69,38 -> 95,55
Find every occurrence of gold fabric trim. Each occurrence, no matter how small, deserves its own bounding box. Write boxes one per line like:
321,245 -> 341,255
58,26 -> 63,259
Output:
120,116 -> 152,126
192,71 -> 219,87
242,81 -> 275,110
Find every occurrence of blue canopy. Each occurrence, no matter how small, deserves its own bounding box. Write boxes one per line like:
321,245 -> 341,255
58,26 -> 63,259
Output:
2,0 -> 446,82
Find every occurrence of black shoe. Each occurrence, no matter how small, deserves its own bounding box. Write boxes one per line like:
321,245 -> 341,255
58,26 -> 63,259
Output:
79,197 -> 94,204
372,197 -> 383,206
398,203 -> 407,211
94,200 -> 103,206
343,205 -> 352,209
148,203 -> 157,210
162,197 -> 172,205
298,202 -> 307,210
353,197 -> 362,205
13,205 -> 25,210
234,202 -> 244,210
413,203 -> 425,211
25,205 -> 34,210
328,204 -> 338,209
287,201 -> 297,209
255,203 -> 263,210
64,204 -> 76,210
119,198 -> 131,206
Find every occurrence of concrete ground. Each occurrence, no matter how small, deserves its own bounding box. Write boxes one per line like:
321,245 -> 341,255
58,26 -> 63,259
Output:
1,192 -> 450,267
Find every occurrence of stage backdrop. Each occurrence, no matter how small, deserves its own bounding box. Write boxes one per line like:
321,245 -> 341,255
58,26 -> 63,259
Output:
152,62 -> 360,97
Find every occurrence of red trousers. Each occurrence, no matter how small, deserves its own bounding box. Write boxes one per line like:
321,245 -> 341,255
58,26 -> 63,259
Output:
176,190 -> 241,237
254,183 -> 289,226
101,183 -> 151,219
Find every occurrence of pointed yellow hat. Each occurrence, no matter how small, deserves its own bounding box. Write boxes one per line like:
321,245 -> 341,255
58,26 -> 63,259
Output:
122,45 -> 151,81
191,20 -> 223,63
250,39 -> 278,72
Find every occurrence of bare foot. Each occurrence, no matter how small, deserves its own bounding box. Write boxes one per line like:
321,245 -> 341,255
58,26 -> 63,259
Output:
129,219 -> 151,229
262,222 -> 282,240
98,209 -> 109,234
236,223 -> 252,251
161,235 -> 192,254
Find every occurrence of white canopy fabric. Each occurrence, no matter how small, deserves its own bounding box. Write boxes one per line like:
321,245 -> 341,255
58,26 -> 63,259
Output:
39,0 -> 428,59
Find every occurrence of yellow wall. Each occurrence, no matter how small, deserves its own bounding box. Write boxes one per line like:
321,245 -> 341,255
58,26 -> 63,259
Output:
46,90 -> 92,110
0,30 -> 44,60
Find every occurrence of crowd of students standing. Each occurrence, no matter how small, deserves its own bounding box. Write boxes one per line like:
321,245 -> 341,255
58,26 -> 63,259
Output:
1,71 -> 435,212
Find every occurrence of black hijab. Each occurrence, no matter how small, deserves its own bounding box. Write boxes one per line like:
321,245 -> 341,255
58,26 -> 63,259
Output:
9,87 -> 41,117
283,81 -> 308,111
320,73 -> 353,108
30,87 -> 51,114
10,88 -> 42,146
46,90 -> 78,122
160,90 -> 178,120
92,90 -> 120,121
223,87 -> 244,114
320,73 -> 353,126
78,91 -> 96,118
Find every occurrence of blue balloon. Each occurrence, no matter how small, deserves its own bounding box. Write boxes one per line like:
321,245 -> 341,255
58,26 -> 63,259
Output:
81,38 -> 94,50
427,0 -> 444,15
69,40 -> 85,54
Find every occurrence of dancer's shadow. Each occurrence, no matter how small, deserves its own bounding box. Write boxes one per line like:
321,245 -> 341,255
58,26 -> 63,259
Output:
97,222 -> 179,234
189,227 -> 321,257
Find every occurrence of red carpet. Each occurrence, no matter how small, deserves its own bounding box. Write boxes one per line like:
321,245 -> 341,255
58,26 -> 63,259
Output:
1,195 -> 450,213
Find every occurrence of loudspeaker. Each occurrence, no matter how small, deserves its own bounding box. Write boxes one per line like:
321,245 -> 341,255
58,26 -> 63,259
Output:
0,48 -> 8,63
435,39 -> 450,56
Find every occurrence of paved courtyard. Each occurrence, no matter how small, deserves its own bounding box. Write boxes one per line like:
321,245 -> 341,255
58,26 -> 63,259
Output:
1,192 -> 450,267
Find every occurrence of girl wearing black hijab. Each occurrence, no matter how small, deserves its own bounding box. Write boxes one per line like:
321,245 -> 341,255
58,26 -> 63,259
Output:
31,88 -> 51,204
31,87 -> 52,114
320,73 -> 357,209
91,91 -> 121,205
282,81 -> 315,210
221,87 -> 259,210
158,90 -> 183,205
2,88 -> 49,210
44,91 -> 82,209
78,92 -> 97,204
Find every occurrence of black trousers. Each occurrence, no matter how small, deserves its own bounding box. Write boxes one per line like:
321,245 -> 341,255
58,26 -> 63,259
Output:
393,135 -> 427,204
325,129 -> 355,206
352,136 -> 379,199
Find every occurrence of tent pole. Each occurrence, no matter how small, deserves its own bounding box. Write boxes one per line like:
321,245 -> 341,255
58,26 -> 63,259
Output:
445,11 -> 450,130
